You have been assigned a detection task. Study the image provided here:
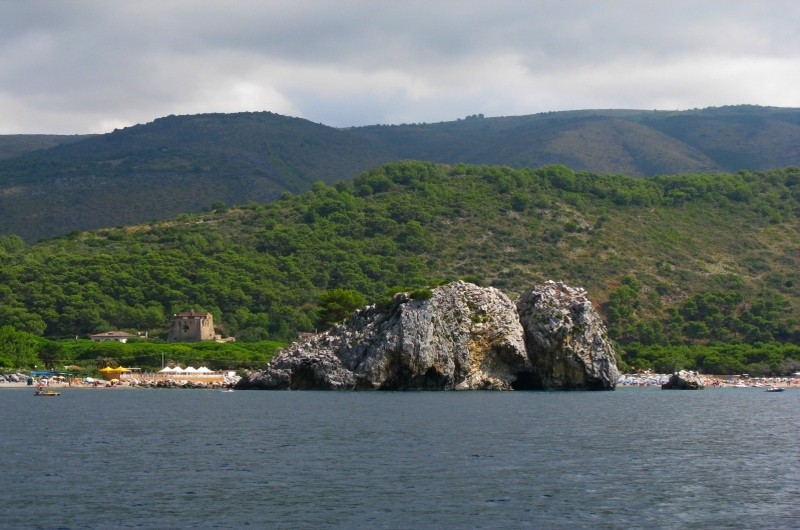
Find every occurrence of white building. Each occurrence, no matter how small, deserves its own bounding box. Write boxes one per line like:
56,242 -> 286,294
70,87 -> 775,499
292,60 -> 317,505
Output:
90,331 -> 135,343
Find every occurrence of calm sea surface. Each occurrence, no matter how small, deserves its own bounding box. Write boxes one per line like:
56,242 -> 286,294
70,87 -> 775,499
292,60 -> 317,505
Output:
0,387 -> 797,529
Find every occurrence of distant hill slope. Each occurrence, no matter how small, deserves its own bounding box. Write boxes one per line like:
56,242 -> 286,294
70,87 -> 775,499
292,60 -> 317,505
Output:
0,134 -> 95,159
354,115 -> 718,176
0,113 -> 397,241
352,105 -> 800,175
2,105 -> 800,241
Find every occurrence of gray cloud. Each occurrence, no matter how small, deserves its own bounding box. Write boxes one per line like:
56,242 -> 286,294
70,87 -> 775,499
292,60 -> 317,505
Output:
0,0 -> 798,133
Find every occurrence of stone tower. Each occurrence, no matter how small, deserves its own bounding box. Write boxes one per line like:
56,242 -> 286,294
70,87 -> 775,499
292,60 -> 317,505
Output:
167,309 -> 216,343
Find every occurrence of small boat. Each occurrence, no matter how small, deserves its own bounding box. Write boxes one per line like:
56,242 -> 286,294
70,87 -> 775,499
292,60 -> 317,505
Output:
765,387 -> 784,392
35,390 -> 60,396
219,389 -> 234,393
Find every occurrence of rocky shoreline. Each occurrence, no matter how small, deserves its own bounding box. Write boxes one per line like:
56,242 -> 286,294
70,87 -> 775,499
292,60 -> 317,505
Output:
661,370 -> 705,390
0,373 -> 30,384
126,376 -> 241,389
0,373 -> 241,389
237,281 -> 620,391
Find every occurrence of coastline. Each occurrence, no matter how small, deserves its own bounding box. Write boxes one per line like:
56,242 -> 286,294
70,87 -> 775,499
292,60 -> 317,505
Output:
3,380 -> 797,391
0,379 -> 239,390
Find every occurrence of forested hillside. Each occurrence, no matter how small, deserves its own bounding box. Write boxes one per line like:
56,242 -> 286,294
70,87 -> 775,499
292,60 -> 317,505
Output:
1,161 -> 800,375
0,134 -> 95,159
2,105 -> 800,241
356,106 -> 800,175
0,112 -> 396,241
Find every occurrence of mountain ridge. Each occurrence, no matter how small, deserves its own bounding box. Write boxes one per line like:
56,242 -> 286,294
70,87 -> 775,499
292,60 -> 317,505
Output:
2,105 -> 800,241
0,134 -> 95,159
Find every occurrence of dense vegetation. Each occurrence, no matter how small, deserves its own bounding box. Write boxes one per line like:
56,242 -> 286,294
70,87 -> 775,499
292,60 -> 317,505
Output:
3,105 -> 800,241
0,324 -> 283,373
0,134 -> 94,159
2,161 -> 800,375
0,112 -> 397,241
357,105 -> 800,177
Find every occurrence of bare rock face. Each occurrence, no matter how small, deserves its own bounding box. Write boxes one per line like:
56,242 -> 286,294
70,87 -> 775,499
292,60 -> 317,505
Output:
661,370 -> 705,390
515,281 -> 618,390
237,280 -> 619,391
237,281 -> 530,390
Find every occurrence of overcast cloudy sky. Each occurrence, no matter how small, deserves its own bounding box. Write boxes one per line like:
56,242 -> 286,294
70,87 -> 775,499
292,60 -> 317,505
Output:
1,0 -> 799,134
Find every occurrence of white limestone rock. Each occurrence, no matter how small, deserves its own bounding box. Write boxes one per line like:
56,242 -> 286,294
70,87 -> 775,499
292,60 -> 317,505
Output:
661,370 -> 705,390
515,281 -> 619,390
238,280 -> 619,391
237,281 -> 530,390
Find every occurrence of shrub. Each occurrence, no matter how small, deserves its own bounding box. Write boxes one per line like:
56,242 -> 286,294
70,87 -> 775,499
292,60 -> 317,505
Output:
511,191 -> 531,212
410,289 -> 433,300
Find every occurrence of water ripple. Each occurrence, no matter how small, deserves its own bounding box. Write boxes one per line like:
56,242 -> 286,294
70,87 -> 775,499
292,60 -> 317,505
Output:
0,387 -> 797,529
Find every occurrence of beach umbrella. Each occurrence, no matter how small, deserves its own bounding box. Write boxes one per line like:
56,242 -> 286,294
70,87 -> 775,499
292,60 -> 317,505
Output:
184,366 -> 197,373
110,378 -> 119,383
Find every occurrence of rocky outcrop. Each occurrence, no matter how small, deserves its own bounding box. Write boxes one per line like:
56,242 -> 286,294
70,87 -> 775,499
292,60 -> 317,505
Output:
0,373 -> 28,383
238,281 -> 530,390
515,281 -> 618,390
126,374 -> 240,389
661,370 -> 705,390
237,281 -> 619,391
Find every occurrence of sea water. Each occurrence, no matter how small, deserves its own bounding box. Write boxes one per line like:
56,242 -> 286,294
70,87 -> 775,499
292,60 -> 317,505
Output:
0,387 -> 797,529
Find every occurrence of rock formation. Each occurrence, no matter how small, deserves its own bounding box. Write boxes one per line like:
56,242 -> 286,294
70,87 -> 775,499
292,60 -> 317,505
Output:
0,373 -> 26,383
126,373 -> 240,389
515,281 -> 619,390
237,281 -> 619,391
661,370 -> 705,390
238,281 -> 530,390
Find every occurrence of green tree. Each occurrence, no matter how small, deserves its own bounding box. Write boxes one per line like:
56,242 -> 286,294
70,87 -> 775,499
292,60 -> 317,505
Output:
0,325 -> 39,369
607,285 -> 639,323
0,306 -> 46,335
38,342 -> 65,371
319,289 -> 366,326
95,357 -> 118,369
0,234 -> 25,252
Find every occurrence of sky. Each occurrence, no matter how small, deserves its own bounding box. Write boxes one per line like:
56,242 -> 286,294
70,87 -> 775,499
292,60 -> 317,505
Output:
1,0 -> 799,134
